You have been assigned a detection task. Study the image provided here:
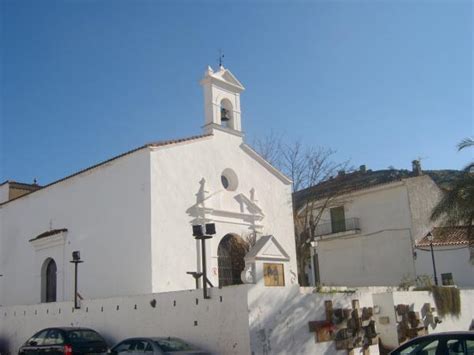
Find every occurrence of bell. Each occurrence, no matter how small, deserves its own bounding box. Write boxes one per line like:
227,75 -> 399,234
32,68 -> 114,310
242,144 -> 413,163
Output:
221,108 -> 230,122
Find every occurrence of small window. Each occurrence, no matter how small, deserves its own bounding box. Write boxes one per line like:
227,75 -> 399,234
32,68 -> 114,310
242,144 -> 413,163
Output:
442,273 -> 455,286
330,207 -> 346,233
221,175 -> 229,189
220,168 -> 238,191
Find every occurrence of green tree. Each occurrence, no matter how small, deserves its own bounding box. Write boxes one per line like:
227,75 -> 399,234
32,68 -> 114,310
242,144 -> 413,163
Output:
430,137 -> 474,263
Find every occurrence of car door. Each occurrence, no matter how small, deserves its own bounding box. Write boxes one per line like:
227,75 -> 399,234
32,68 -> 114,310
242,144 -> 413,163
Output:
20,330 -> 49,355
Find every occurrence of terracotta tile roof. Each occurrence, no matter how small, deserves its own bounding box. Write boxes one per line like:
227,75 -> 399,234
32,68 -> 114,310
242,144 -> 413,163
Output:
29,228 -> 68,242
0,134 -> 212,206
293,169 -> 462,209
416,227 -> 469,247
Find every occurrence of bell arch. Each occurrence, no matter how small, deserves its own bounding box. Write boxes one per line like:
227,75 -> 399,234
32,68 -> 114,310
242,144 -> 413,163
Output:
41,258 -> 57,303
217,234 -> 249,287
220,98 -> 234,129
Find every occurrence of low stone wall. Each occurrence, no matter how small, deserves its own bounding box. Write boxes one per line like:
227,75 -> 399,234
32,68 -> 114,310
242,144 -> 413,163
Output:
0,286 -> 251,355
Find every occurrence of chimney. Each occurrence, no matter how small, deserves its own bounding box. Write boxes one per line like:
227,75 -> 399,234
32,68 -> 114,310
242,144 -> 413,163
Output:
412,160 -> 422,176
359,165 -> 367,173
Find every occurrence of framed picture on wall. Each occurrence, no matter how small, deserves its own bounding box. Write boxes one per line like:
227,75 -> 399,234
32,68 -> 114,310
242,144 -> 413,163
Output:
263,263 -> 285,286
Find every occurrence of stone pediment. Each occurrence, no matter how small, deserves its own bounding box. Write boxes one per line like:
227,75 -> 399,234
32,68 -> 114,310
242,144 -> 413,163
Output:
212,67 -> 245,91
245,235 -> 290,262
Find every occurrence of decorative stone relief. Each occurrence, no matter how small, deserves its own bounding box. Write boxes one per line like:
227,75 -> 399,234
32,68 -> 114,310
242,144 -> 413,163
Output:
395,303 -> 440,344
308,299 -> 378,354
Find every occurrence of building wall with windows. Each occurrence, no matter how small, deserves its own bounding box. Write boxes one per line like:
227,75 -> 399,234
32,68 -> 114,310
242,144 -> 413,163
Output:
298,174 -> 446,287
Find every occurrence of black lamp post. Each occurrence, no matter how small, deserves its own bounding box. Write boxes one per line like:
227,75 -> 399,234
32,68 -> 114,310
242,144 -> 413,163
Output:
426,232 -> 439,286
70,251 -> 83,309
190,223 -> 215,299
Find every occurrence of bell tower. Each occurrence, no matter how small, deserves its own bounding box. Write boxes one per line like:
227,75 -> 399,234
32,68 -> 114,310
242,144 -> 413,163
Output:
200,65 -> 245,134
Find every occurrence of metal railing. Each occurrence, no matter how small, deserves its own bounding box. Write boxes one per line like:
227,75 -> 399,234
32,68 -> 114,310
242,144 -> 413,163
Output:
314,217 -> 360,237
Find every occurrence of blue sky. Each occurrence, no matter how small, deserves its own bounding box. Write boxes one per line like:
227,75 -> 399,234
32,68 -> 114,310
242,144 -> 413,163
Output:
1,0 -> 472,185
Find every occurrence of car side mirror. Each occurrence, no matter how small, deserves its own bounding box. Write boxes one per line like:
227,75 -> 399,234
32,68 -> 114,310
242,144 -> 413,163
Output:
28,341 -> 38,346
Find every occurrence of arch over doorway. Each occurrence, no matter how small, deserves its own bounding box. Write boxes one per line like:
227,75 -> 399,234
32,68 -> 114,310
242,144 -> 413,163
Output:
41,258 -> 57,303
217,234 -> 249,287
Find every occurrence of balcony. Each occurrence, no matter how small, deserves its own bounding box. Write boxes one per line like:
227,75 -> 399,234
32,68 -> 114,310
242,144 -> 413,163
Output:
314,218 -> 360,238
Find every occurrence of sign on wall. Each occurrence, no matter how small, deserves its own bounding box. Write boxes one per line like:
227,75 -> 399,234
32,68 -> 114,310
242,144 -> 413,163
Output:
263,263 -> 285,286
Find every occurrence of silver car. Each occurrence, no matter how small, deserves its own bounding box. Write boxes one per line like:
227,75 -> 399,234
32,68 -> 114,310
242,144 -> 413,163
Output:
111,337 -> 209,355
389,331 -> 474,354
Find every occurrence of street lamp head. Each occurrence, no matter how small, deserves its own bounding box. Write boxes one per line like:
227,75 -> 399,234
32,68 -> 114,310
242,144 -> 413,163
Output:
205,223 -> 216,235
426,232 -> 434,242
192,225 -> 204,237
72,251 -> 81,262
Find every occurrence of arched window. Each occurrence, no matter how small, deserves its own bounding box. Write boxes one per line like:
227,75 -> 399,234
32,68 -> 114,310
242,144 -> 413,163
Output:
41,258 -> 57,302
220,99 -> 234,129
217,234 -> 248,287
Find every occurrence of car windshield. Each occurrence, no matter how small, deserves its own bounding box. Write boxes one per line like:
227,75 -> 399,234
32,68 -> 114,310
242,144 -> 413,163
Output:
67,330 -> 104,344
154,339 -> 195,352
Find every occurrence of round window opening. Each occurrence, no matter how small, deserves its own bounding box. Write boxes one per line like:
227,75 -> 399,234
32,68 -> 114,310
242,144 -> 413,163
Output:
221,168 -> 238,191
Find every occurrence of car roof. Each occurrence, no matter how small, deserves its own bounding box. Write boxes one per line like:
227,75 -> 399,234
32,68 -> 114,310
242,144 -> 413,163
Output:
39,327 -> 96,332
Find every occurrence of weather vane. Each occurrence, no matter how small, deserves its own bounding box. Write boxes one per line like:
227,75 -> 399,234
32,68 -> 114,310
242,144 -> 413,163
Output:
218,49 -> 224,67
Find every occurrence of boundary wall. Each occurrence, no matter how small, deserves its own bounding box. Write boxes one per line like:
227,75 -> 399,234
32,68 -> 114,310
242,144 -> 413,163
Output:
0,286 -> 251,355
1,286 -> 473,354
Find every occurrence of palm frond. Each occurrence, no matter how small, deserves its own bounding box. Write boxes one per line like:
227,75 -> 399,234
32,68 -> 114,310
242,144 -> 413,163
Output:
458,137 -> 474,151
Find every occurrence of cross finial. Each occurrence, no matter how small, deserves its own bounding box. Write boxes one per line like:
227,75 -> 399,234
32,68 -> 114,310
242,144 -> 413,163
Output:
218,49 -> 224,68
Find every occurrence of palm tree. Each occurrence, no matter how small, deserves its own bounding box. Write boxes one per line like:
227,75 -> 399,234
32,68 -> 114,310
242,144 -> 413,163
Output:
431,137 -> 474,263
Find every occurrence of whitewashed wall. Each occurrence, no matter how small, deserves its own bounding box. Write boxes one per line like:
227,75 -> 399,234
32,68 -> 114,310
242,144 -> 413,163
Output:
247,285 -> 380,355
415,246 -> 474,287
0,149 -> 152,306
150,129 -> 297,293
0,286 -> 251,355
404,176 -> 442,242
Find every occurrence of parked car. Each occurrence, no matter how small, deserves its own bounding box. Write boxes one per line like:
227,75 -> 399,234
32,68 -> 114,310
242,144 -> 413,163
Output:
111,337 -> 209,355
18,327 -> 108,355
389,331 -> 474,354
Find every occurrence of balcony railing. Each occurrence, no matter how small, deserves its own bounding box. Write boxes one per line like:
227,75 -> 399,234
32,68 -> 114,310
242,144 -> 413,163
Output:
314,218 -> 360,237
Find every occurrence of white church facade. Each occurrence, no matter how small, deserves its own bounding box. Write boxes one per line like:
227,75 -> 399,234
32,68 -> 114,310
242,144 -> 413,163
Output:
0,66 -> 298,307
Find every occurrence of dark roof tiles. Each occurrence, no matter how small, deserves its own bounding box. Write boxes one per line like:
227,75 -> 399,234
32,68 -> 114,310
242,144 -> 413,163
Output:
416,226 -> 469,247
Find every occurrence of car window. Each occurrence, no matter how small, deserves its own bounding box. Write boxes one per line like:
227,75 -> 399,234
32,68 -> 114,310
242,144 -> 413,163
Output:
394,339 -> 439,355
67,330 -> 104,344
467,340 -> 474,355
154,339 -> 195,352
27,330 -> 49,346
113,340 -> 134,354
44,329 -> 65,345
447,339 -> 465,354
129,340 -> 153,352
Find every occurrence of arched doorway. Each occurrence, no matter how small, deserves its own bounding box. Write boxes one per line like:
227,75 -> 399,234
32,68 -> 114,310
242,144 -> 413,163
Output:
41,258 -> 57,302
217,234 -> 249,287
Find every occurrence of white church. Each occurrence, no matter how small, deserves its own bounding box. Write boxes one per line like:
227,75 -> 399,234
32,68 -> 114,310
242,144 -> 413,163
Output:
0,66 -> 298,307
